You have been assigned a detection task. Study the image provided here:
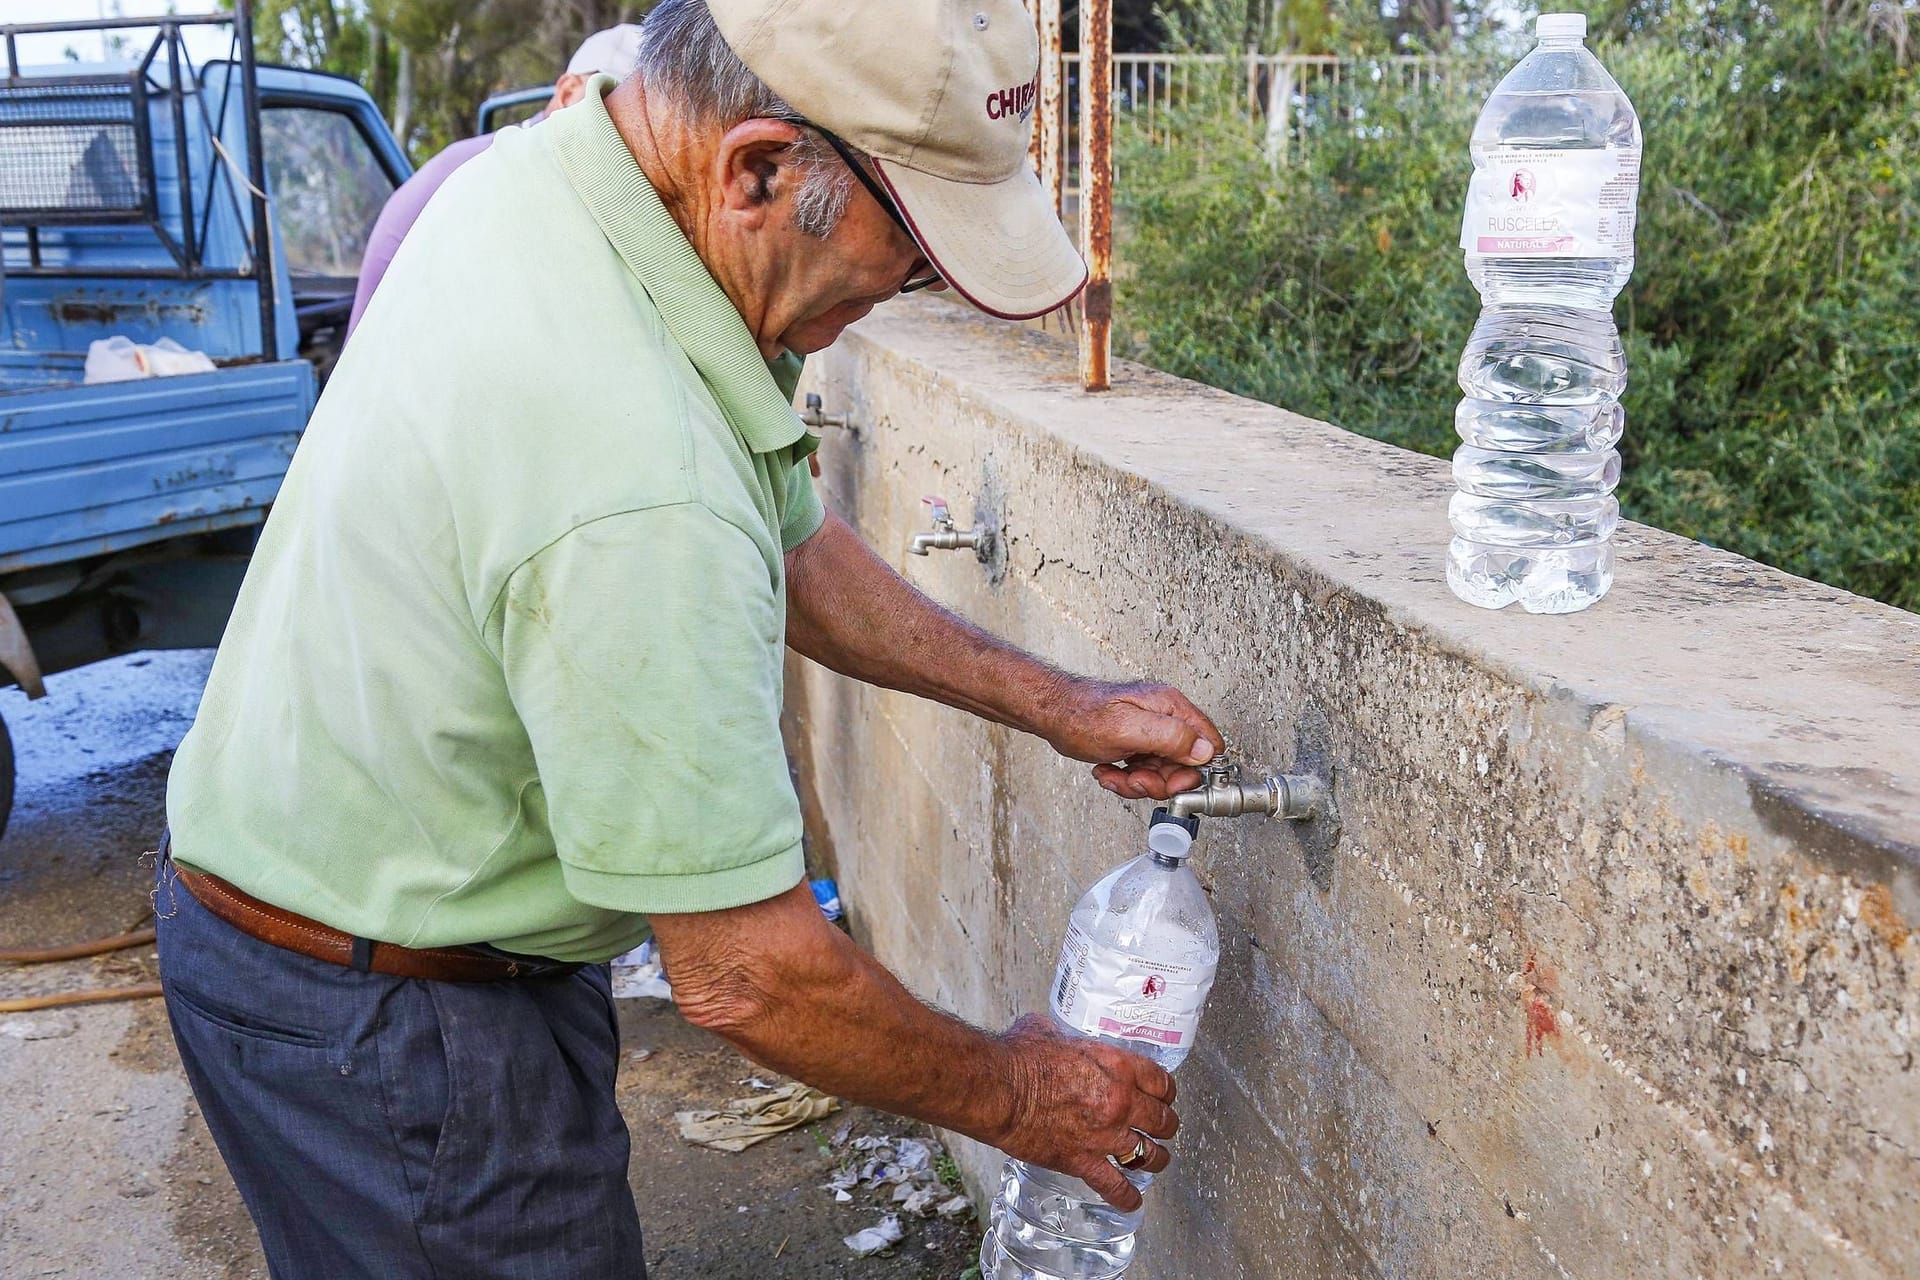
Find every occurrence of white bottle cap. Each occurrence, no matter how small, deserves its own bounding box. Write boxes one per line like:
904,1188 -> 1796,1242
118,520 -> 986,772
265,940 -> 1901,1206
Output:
1536,12 -> 1588,40
1148,823 -> 1194,860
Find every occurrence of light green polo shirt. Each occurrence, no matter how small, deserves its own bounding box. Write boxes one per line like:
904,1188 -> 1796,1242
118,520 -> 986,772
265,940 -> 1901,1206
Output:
165,79 -> 824,963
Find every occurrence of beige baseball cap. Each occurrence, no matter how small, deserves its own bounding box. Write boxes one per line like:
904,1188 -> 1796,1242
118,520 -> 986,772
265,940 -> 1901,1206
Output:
707,0 -> 1086,320
567,24 -> 645,80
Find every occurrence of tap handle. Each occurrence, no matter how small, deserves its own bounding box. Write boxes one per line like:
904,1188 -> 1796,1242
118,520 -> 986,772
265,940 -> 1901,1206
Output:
1203,749 -> 1234,785
921,495 -> 953,528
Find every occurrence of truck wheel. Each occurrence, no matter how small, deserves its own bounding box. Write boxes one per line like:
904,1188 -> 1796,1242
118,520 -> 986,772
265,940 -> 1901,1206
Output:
0,712 -> 12,843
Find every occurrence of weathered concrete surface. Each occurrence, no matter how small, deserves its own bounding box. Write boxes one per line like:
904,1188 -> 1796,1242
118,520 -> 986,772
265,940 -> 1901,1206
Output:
787,298 -> 1920,1280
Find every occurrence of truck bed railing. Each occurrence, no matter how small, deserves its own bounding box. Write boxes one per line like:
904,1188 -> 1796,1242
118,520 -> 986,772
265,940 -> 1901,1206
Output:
0,5 -> 276,360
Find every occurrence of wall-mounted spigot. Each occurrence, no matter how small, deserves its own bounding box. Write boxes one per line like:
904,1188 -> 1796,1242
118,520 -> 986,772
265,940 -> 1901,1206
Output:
1167,751 -> 1326,822
907,495 -> 991,558
800,393 -> 856,437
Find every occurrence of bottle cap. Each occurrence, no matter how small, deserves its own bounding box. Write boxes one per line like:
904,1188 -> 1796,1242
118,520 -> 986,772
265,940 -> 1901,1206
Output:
1148,808 -> 1198,859
1536,12 -> 1587,40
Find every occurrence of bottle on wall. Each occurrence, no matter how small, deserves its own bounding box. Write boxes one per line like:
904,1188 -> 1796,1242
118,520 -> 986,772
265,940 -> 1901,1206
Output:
1449,12 -> 1643,614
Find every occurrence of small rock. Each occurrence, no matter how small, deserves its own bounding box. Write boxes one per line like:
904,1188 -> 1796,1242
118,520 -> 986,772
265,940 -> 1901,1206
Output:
628,1048 -> 656,1062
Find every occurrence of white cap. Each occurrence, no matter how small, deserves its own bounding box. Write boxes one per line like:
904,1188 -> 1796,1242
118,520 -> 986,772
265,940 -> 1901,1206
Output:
1147,823 -> 1194,861
1536,13 -> 1588,40
567,24 -> 644,79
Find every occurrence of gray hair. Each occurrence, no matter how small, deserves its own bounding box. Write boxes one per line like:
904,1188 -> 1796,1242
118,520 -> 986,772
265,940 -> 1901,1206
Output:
635,0 -> 853,238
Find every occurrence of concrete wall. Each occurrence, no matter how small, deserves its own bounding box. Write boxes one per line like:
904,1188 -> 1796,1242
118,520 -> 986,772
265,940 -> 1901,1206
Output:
785,299 -> 1920,1280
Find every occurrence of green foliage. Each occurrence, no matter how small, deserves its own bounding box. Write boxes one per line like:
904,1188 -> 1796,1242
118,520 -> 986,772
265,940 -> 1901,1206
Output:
239,0 -> 652,162
1117,12 -> 1920,610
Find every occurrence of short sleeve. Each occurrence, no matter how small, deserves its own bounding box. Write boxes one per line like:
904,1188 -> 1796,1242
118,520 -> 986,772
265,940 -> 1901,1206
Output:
494,505 -> 804,915
780,454 -> 826,552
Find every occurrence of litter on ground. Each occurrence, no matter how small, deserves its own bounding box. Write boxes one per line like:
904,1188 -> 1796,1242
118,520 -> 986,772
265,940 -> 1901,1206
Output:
822,1129 -> 976,1229
609,939 -> 672,1001
843,1214 -> 905,1258
674,1081 -> 840,1152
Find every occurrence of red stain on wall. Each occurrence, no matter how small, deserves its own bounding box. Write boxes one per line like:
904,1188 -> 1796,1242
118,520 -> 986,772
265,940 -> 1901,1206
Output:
1521,952 -> 1561,1058
1525,994 -> 1558,1057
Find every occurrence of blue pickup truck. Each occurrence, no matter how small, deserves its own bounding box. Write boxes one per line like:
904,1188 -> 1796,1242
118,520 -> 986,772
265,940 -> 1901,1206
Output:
0,9 -> 411,837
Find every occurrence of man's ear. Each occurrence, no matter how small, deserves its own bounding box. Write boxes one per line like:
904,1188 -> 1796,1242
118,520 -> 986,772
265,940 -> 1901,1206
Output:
714,118 -> 808,227
550,72 -> 590,112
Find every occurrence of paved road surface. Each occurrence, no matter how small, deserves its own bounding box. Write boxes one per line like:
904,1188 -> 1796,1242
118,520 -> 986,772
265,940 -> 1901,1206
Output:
0,652 -> 981,1278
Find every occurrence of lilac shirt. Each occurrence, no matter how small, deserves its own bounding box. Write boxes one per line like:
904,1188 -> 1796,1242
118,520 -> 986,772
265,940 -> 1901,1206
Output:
346,132 -> 499,336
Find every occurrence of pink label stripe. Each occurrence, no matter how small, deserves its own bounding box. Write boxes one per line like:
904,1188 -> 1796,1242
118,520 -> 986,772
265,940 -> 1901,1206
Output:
1098,1017 -> 1185,1046
1477,235 -> 1578,253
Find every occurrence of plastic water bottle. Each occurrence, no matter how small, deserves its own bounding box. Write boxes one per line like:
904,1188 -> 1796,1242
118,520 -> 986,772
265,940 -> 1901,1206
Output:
980,810 -> 1220,1279
1449,12 -> 1642,613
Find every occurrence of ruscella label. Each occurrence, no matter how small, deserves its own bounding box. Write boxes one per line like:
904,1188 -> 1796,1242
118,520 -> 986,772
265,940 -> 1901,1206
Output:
1461,146 -> 1641,257
1051,923 -> 1215,1050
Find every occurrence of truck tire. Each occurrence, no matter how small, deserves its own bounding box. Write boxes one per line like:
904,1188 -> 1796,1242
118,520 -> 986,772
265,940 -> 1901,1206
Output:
0,711 -> 12,843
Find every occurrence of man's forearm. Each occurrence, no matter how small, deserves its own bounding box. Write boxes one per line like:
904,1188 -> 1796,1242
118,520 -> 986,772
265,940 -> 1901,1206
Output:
656,885 -> 1022,1144
786,513 -> 1066,736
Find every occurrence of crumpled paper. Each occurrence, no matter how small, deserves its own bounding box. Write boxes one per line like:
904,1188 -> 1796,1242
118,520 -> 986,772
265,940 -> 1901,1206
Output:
844,1213 -> 905,1257
674,1082 -> 839,1152
609,939 -> 672,1001
822,1131 -> 975,1219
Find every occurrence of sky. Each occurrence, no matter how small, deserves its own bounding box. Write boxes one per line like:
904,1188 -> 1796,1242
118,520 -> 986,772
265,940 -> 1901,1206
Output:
9,1 -> 236,69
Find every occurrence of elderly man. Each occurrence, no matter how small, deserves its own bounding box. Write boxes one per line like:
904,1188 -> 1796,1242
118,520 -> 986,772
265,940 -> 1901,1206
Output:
156,1 -> 1222,1275
346,23 -> 644,335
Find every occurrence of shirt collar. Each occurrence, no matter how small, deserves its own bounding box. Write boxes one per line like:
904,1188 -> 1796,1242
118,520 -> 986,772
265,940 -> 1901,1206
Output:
549,76 -> 809,458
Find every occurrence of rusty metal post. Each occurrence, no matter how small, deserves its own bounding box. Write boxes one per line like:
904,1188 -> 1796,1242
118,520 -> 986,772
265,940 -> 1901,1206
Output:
1079,0 -> 1111,391
1027,2 -> 1043,173
1036,0 -> 1063,218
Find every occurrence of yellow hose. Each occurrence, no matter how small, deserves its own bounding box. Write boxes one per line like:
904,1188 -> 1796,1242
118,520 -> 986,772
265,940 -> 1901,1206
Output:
0,982 -> 164,1014
0,924 -> 164,1014
0,926 -> 157,965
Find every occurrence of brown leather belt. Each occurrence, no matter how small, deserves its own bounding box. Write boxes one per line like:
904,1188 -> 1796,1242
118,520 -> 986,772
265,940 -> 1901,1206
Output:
173,865 -> 580,983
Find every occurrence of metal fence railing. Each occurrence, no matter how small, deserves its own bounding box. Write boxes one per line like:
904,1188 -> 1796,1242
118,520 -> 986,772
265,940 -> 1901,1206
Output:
1055,51 -> 1451,199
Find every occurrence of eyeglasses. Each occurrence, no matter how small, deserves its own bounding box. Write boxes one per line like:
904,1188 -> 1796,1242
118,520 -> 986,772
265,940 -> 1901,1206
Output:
776,117 -> 942,295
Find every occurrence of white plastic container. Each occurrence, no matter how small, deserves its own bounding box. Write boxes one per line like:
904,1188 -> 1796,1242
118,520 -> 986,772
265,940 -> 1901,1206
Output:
1448,12 -> 1642,614
980,810 -> 1219,1280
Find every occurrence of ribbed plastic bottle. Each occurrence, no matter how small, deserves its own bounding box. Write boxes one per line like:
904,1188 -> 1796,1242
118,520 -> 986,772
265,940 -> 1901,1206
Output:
979,810 -> 1220,1280
1449,12 -> 1642,613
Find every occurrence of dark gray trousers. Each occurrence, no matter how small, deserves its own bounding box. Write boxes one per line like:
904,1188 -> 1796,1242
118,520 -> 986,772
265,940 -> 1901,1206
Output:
154,856 -> 647,1279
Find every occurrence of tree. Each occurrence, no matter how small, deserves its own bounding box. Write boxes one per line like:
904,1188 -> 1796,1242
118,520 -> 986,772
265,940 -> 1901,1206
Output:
244,0 -> 654,161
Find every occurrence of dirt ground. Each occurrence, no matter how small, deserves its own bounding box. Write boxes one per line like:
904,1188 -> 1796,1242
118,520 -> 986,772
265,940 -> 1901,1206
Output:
0,652 -> 982,1279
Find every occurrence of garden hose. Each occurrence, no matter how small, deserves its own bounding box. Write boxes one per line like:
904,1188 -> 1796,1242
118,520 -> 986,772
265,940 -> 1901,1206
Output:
0,921 -> 164,1013
0,982 -> 164,1014
0,926 -> 156,965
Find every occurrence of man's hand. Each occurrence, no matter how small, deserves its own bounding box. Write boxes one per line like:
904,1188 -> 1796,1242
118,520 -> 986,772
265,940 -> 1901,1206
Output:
1040,679 -> 1222,802
994,1015 -> 1177,1209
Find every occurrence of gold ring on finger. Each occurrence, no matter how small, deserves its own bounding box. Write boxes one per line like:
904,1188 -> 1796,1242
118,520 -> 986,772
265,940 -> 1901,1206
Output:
1115,1134 -> 1151,1170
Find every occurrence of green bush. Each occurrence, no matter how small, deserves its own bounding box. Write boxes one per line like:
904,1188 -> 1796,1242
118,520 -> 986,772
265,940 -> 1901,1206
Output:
1116,18 -> 1919,611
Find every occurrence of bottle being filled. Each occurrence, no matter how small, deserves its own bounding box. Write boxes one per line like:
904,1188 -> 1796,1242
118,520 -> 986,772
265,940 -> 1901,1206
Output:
1449,12 -> 1642,614
979,810 -> 1220,1280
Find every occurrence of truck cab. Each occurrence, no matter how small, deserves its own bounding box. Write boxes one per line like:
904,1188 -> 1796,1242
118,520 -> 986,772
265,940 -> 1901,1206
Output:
0,11 -> 412,836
